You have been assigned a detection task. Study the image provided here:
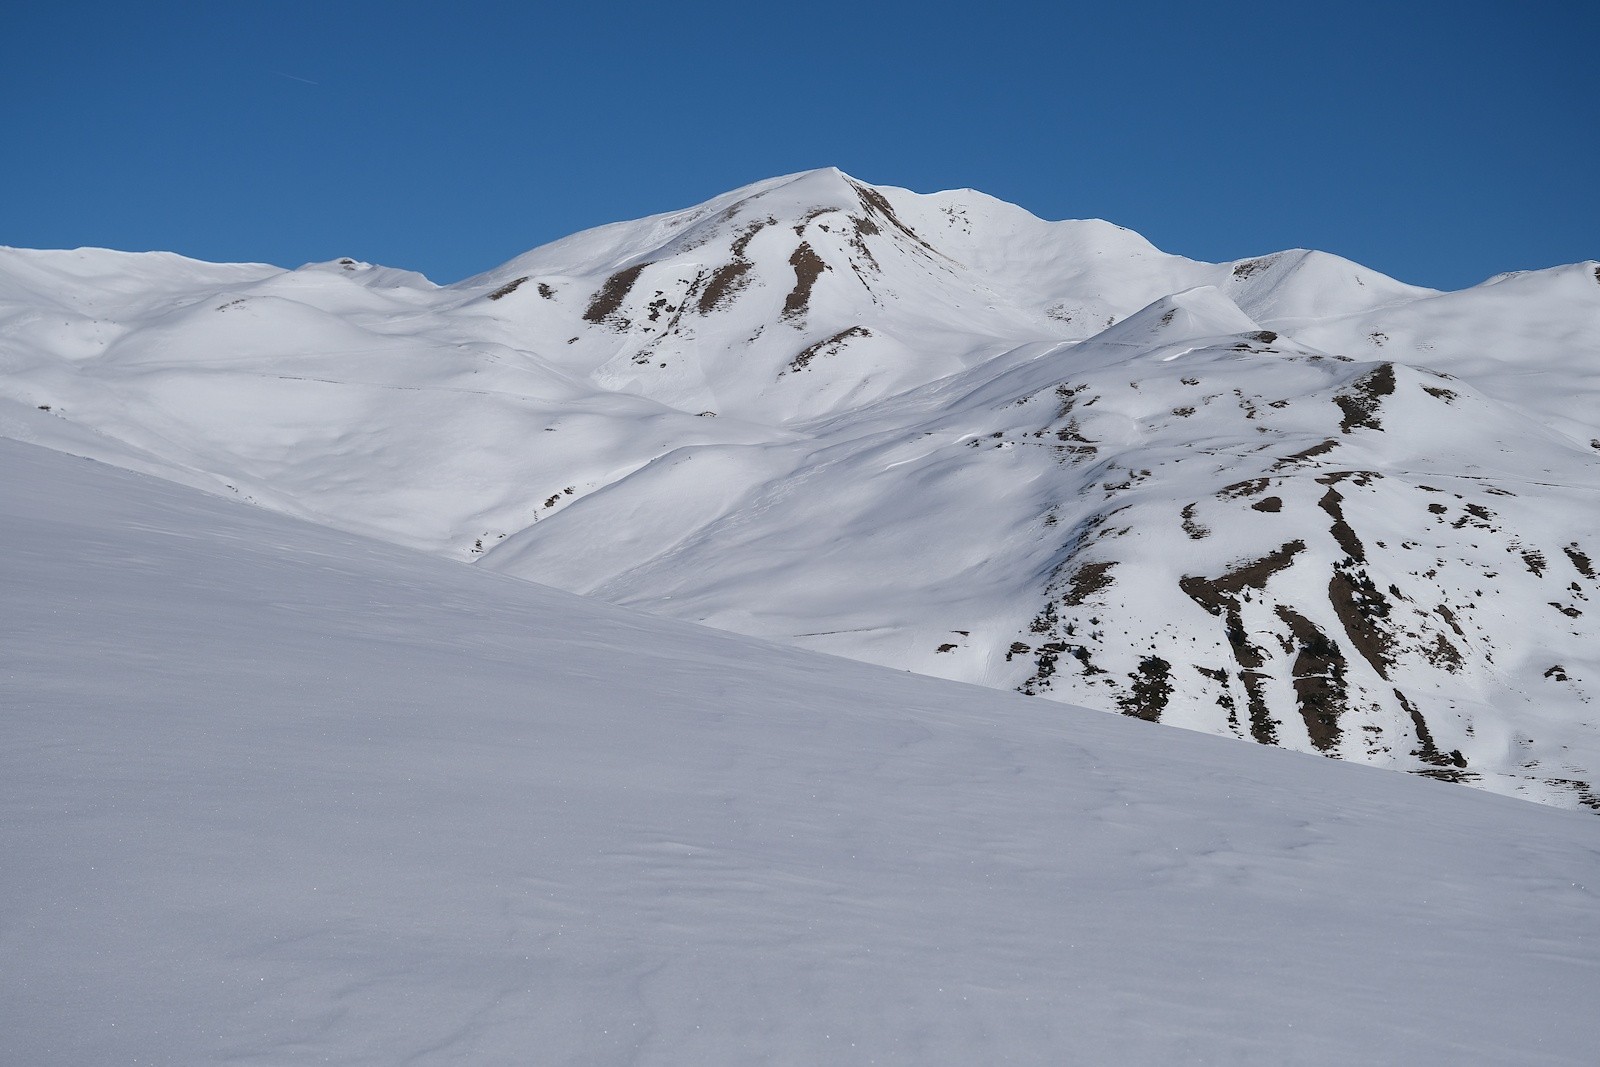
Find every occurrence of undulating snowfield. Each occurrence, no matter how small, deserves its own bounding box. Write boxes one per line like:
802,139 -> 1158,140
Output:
4,439 -> 1600,1063
4,170 -> 1597,809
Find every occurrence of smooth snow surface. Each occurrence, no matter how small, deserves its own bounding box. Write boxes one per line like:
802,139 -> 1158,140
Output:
2,170 -> 1598,811
4,440 -> 1599,1064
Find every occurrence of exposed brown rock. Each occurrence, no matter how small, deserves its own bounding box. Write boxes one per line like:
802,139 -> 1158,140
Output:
1273,439 -> 1338,470
698,261 -> 754,313
1334,362 -> 1396,432
1117,656 -> 1173,723
1060,561 -> 1116,606
486,276 -> 528,301
1329,562 -> 1394,680
583,263 -> 649,324
1317,486 -> 1366,562
783,243 -> 829,320
1276,607 -> 1347,751
789,325 -> 871,373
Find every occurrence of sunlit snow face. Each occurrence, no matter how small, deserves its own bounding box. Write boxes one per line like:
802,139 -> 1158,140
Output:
2,171 -> 1596,811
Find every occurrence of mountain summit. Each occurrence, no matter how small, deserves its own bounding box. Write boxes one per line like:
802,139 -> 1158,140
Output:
3,171 -> 1597,809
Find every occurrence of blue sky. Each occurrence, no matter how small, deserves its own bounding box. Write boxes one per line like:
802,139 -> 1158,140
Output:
5,2 -> 1594,290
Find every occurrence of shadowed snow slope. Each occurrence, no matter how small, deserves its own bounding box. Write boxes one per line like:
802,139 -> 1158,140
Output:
2,171 -> 1597,810
3,438 -> 1599,1064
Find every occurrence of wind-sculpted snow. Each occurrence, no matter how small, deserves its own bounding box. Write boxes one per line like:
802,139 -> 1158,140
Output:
2,169 -> 1597,810
4,439 -> 1600,1064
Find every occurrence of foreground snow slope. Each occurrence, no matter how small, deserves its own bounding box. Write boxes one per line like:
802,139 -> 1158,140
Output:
3,169 -> 1597,810
3,438 -> 1598,1065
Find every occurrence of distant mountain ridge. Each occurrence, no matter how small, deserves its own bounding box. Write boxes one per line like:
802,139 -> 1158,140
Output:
3,169 -> 1597,809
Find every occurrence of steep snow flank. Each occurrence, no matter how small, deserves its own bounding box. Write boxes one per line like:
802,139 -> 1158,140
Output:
5,438 -> 1600,1065
2,170 -> 1596,810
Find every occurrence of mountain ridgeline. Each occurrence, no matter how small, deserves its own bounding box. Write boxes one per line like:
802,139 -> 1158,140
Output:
3,169 -> 1597,809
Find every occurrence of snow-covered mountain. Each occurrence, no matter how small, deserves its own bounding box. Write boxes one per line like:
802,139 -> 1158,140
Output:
3,168 -> 1597,809
6,437 -> 1600,1064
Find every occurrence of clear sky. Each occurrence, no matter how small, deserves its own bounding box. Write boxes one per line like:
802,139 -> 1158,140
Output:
5,1 -> 1595,290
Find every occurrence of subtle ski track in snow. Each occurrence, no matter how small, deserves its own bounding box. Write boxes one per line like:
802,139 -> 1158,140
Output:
3,439 -> 1599,1064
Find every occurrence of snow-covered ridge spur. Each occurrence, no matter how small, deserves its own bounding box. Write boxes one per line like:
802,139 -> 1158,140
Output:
3,168 -> 1597,809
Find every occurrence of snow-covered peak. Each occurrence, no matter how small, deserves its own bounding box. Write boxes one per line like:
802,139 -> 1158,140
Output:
3,172 -> 1597,813
1221,247 -> 1436,325
1091,285 -> 1265,347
